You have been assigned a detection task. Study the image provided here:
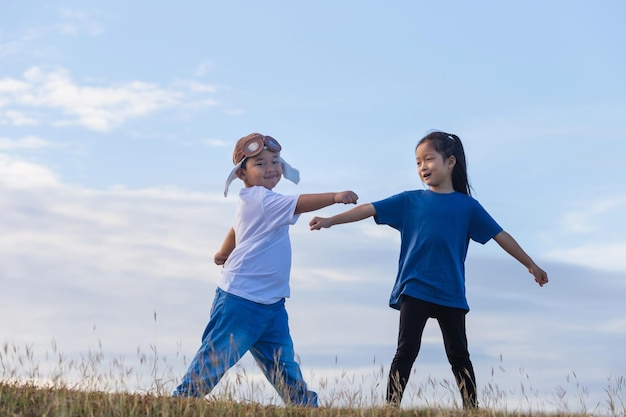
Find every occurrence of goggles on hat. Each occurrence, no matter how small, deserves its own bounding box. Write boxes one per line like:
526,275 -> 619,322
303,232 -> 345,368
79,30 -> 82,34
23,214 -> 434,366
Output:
224,133 -> 300,197
224,134 -> 300,197
235,135 -> 282,165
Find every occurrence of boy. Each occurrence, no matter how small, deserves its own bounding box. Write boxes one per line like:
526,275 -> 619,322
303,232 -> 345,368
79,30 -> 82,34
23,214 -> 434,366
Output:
173,133 -> 358,406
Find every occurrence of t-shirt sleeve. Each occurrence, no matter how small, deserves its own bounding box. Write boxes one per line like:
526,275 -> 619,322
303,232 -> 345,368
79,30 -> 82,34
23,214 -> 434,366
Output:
372,192 -> 405,229
262,190 -> 300,228
469,200 -> 503,244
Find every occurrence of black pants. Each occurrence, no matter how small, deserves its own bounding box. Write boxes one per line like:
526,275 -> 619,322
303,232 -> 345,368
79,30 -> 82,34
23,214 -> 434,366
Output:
387,295 -> 477,408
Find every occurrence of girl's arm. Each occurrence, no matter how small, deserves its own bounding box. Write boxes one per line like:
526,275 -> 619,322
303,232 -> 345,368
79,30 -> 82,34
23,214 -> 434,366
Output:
309,203 -> 377,230
493,230 -> 549,287
295,191 -> 358,214
214,227 -> 235,265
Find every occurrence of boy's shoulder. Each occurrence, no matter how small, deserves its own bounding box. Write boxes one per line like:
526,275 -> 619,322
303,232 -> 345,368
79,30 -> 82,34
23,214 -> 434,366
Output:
240,186 -> 298,206
241,185 -> 284,199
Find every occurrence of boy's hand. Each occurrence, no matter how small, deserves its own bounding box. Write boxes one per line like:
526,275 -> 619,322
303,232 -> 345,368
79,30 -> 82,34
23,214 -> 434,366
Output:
214,252 -> 229,266
334,191 -> 358,204
309,216 -> 332,230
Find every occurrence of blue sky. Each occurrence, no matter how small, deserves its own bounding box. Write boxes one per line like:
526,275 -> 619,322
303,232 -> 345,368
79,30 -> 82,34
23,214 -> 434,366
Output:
1,0 -> 625,412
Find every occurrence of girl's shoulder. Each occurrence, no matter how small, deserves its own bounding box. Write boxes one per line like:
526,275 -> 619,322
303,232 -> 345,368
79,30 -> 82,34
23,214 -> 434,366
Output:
375,189 -> 421,204
377,189 -> 480,206
419,190 -> 483,208
405,189 -> 470,199
396,189 -> 427,198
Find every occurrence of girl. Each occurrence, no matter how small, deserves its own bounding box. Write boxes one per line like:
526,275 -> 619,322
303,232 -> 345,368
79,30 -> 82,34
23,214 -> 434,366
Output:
309,131 -> 548,408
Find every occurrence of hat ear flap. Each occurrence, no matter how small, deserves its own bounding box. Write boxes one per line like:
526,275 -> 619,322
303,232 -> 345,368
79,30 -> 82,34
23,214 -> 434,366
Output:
223,166 -> 240,197
280,158 -> 300,184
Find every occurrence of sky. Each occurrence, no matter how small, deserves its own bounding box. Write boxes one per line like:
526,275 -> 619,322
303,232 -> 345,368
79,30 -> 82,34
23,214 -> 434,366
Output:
1,0 -> 626,413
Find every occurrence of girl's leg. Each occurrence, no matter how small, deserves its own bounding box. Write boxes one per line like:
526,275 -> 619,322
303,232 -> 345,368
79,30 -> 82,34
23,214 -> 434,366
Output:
173,289 -> 267,398
435,306 -> 477,408
249,302 -> 318,407
386,295 -> 429,406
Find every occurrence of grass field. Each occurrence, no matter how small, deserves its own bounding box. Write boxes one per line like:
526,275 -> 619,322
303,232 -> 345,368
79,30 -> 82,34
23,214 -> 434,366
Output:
1,341 -> 624,417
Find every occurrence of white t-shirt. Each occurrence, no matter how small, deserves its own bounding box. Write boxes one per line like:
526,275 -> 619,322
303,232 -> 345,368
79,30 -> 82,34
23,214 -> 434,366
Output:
217,186 -> 300,304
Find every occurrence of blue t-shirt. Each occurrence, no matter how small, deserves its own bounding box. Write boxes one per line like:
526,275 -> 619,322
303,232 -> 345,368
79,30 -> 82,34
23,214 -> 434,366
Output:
372,190 -> 502,311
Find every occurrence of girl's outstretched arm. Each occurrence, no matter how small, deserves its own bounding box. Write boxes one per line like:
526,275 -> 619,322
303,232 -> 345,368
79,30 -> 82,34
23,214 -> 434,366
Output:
214,227 -> 235,265
295,191 -> 358,214
309,203 -> 376,230
493,230 -> 549,287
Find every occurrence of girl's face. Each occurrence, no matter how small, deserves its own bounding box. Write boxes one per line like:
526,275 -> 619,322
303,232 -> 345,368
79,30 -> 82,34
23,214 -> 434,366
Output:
415,141 -> 456,193
237,148 -> 283,191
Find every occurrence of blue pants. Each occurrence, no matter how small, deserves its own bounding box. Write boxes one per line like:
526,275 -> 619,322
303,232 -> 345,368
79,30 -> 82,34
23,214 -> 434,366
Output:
173,288 -> 318,407
387,295 -> 477,408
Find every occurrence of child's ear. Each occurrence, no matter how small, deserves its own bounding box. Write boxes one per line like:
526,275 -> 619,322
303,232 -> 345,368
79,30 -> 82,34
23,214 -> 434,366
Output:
447,155 -> 457,169
235,168 -> 246,180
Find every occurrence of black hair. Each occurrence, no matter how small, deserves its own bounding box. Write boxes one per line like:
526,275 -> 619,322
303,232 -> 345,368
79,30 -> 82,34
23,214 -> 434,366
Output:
416,131 -> 472,195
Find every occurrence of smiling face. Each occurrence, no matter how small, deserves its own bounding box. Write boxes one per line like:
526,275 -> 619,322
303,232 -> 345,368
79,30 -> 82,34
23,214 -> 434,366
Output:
415,140 -> 456,193
236,148 -> 283,191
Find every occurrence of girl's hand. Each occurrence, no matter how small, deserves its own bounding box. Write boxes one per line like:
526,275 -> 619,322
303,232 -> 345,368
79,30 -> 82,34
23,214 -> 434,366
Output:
530,264 -> 549,287
214,252 -> 229,266
309,216 -> 332,230
334,191 -> 358,205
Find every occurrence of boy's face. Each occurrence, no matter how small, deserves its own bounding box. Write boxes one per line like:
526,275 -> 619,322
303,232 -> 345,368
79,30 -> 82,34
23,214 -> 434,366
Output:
236,148 -> 282,191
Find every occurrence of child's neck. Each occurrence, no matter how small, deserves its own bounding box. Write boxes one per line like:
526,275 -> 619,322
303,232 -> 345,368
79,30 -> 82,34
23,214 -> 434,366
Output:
429,184 -> 455,194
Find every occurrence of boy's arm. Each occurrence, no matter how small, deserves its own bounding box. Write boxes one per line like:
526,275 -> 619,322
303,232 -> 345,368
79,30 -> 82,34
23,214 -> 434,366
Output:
309,203 -> 377,230
294,191 -> 358,214
493,230 -> 549,287
214,227 -> 235,266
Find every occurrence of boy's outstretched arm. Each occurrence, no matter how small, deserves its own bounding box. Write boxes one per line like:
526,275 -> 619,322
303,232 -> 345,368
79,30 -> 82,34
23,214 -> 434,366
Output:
295,191 -> 358,214
309,203 -> 377,230
214,227 -> 235,265
493,230 -> 549,287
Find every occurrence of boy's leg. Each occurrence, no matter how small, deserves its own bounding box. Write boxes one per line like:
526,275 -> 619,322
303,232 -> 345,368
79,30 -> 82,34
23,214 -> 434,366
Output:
249,301 -> 318,407
435,306 -> 477,409
386,295 -> 429,406
174,289 -> 267,398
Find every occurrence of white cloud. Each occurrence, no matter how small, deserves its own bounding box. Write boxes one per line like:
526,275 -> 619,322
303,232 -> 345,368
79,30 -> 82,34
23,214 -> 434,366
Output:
202,138 -> 230,147
0,27 -> 47,61
174,79 -> 218,94
557,196 -> 626,235
0,66 -> 220,131
23,67 -> 180,131
2,110 -> 39,126
545,243 -> 626,273
56,8 -> 105,36
194,61 -> 216,77
597,318 -> 626,335
541,195 -> 626,272
0,154 -> 60,188
0,136 -> 49,149
0,8 -> 105,62
0,78 -> 30,94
